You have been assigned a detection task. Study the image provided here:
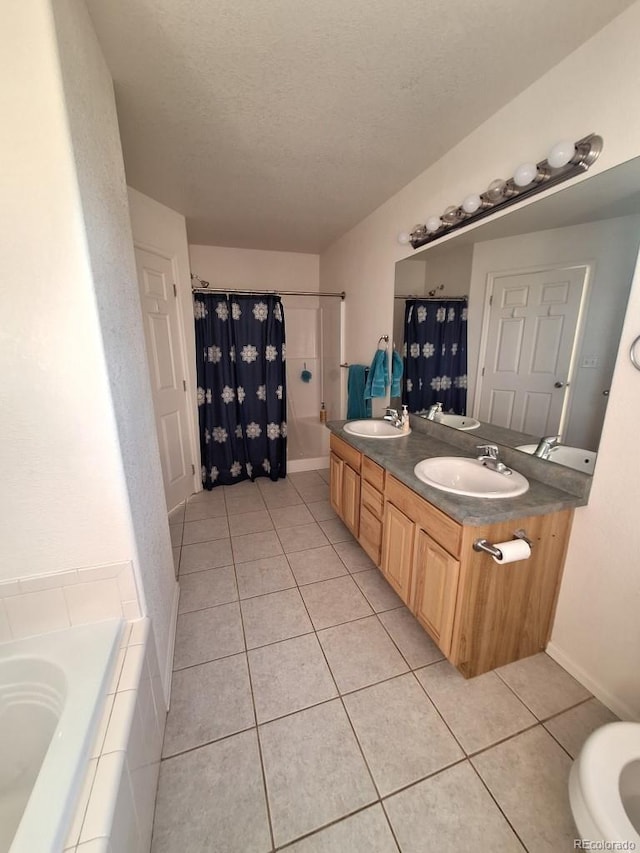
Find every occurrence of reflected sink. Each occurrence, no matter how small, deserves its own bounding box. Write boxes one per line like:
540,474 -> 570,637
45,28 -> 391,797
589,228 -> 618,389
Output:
434,413 -> 481,431
344,419 -> 411,439
517,444 -> 597,475
414,457 -> 529,498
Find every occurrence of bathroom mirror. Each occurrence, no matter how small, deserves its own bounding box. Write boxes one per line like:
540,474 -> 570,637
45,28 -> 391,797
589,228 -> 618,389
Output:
393,157 -> 640,474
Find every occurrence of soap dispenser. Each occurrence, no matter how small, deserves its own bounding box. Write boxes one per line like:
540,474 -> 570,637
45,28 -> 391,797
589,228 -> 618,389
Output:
401,405 -> 410,432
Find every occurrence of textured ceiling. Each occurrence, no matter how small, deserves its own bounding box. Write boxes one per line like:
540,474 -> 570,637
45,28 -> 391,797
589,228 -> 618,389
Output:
85,0 -> 634,253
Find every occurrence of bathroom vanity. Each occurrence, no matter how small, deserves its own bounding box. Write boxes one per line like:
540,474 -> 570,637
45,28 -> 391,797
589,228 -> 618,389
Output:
328,422 -> 586,678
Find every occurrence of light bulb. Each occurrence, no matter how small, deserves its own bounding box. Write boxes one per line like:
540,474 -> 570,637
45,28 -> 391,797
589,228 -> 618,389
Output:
513,162 -> 538,187
462,193 -> 481,214
485,179 -> 506,203
441,205 -> 459,224
397,231 -> 411,245
548,140 -> 575,169
425,216 -> 441,233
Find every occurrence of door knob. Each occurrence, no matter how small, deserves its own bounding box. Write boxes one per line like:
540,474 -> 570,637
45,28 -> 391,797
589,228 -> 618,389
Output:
554,381 -> 565,388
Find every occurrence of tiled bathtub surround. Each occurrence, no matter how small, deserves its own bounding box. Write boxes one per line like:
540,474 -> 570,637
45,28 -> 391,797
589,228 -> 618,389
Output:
64,618 -> 166,852
0,562 -> 140,642
155,470 -> 618,852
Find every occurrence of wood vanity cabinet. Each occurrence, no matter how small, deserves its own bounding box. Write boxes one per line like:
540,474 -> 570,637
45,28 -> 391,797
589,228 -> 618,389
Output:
329,434 -> 361,537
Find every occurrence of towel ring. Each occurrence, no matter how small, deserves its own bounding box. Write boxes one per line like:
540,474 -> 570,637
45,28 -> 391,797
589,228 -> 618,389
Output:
377,334 -> 389,349
630,335 -> 640,371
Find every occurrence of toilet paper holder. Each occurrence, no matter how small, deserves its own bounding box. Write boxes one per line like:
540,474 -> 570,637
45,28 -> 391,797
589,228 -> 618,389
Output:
473,529 -> 533,560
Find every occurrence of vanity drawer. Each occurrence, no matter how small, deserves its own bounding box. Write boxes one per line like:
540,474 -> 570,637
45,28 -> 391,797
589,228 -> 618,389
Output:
359,504 -> 382,565
330,433 -> 362,472
362,456 -> 385,491
361,480 -> 384,520
385,474 -> 461,557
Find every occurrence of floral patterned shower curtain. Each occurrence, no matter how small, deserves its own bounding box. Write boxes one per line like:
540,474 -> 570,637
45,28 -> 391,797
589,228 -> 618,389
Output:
402,298 -> 468,414
194,293 -> 287,488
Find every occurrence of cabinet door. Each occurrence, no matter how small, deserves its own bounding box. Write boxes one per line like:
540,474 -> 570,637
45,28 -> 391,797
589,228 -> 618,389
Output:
411,529 -> 460,657
359,504 -> 383,566
381,502 -> 415,600
342,463 -> 361,537
329,452 -> 343,516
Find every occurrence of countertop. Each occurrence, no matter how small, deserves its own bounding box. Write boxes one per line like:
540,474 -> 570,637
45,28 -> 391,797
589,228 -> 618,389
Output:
327,418 -> 588,526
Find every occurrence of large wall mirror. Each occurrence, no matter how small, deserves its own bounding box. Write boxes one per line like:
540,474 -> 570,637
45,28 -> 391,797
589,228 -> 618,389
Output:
393,157 -> 640,475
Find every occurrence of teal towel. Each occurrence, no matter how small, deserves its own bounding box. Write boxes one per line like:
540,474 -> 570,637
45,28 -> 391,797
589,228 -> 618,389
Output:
391,349 -> 403,397
364,349 -> 389,399
347,365 -> 372,418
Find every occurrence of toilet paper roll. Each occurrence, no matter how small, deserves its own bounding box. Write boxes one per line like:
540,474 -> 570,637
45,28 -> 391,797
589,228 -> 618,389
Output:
492,538 -> 531,564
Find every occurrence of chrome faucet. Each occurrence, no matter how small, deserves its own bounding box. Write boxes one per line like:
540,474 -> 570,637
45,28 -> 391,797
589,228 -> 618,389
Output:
476,444 -> 512,475
383,407 -> 403,429
426,402 -> 443,421
533,435 -> 561,459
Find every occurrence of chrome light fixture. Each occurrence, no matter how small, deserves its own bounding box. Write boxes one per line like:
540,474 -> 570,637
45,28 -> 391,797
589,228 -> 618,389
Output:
398,133 -> 603,250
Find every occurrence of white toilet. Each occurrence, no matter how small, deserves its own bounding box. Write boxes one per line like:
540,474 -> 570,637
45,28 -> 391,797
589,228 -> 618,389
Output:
569,722 -> 640,845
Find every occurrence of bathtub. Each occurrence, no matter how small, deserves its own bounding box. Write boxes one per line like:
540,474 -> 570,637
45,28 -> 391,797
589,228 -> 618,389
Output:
1,618 -> 123,853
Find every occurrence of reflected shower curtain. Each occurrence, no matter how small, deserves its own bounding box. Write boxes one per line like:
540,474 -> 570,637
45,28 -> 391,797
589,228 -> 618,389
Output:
194,293 -> 287,488
402,298 -> 468,413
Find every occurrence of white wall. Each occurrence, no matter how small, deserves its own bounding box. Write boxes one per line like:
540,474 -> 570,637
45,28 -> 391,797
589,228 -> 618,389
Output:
320,2 -> 640,718
467,216 -> 640,448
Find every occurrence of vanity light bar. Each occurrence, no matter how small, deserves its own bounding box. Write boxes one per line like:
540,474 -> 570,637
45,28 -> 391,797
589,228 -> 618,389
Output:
402,133 -> 603,250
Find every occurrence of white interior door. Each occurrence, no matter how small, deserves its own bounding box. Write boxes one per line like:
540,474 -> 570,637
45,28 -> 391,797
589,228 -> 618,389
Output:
135,247 -> 193,511
477,266 -> 587,436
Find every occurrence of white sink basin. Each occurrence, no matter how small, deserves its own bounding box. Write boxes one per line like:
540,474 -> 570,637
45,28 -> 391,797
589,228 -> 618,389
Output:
434,413 -> 481,431
344,419 -> 411,439
414,457 -> 529,498
517,444 -> 597,475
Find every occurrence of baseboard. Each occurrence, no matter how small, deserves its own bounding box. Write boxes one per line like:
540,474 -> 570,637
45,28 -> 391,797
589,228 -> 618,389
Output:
287,456 -> 329,473
162,580 -> 180,710
546,641 -> 638,722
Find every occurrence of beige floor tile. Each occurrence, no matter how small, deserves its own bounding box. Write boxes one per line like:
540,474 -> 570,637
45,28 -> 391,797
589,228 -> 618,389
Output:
168,504 -> 185,524
182,516 -> 230,545
385,761 -> 525,853
353,569 -> 404,613
259,485 -> 304,508
180,539 -> 233,574
544,697 -> 618,758
306,500 -> 338,522
378,608 -> 445,668
153,730 -> 271,853
316,468 -> 330,483
333,540 -> 376,572
225,490 -> 267,516
187,488 -> 226,505
241,588 -> 313,649
227,510 -> 274,536
318,518 -> 353,543
417,660 -> 536,754
178,566 -> 238,614
496,653 -> 591,719
344,674 -> 463,795
318,616 -> 408,693
284,805 -> 398,853
173,602 -> 244,670
472,726 -> 576,852
268,504 -> 314,529
286,546 -> 348,586
235,555 -> 296,599
172,547 -> 180,574
300,575 -> 373,630
169,525 -> 182,547
248,633 -> 338,722
162,654 -> 254,758
277,522 -> 330,553
259,700 -> 377,847
184,497 -> 227,521
231,530 -> 283,564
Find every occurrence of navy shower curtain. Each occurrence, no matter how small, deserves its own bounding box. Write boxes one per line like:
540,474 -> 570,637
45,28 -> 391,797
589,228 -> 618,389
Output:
402,298 -> 468,414
194,293 -> 287,488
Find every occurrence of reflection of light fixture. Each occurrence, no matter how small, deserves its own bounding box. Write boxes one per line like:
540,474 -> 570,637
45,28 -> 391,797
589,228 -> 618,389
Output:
399,133 -> 603,249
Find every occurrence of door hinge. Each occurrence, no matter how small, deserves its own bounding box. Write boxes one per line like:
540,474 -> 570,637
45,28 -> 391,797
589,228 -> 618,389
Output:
183,379 -> 187,391
173,283 -> 177,297
481,367 -> 485,376
191,463 -> 195,475
489,295 -> 493,306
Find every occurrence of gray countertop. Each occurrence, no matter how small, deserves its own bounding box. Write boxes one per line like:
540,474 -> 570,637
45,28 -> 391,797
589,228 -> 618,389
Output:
327,418 -> 588,526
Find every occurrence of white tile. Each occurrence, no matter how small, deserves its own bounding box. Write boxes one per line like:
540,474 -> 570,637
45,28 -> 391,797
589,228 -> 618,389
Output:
110,758 -> 141,853
116,565 -> 138,602
0,579 -> 21,597
103,690 -> 137,755
64,580 -> 123,624
64,757 -> 98,848
119,644 -> 145,691
0,601 -> 10,643
119,622 -> 132,648
107,648 -> 126,695
19,571 -> 74,593
129,759 -> 161,852
76,839 -> 112,852
80,751 -> 126,843
121,600 -> 141,619
129,618 -> 149,647
5,588 -> 70,638
77,563 -> 126,582
91,693 -> 115,759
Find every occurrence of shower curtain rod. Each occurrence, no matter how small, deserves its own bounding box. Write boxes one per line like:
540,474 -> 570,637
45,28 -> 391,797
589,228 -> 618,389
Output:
394,294 -> 467,300
192,287 -> 345,299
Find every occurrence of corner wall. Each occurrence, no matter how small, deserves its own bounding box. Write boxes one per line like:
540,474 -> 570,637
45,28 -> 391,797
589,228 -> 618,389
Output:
320,1 -> 640,718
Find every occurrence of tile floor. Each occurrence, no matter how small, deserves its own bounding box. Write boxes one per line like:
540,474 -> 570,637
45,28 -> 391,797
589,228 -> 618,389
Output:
154,469 -> 617,853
